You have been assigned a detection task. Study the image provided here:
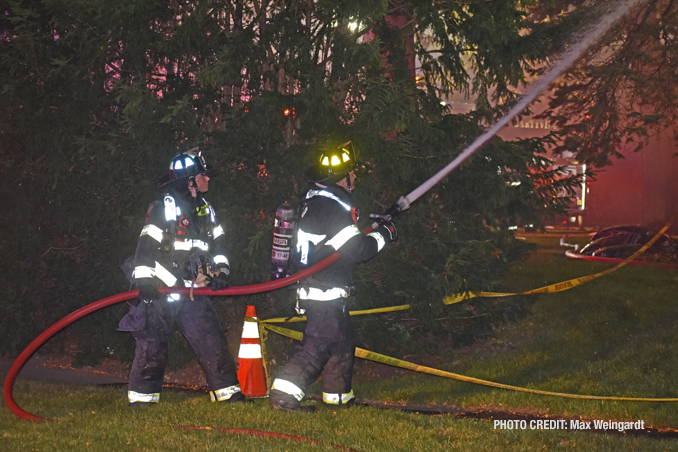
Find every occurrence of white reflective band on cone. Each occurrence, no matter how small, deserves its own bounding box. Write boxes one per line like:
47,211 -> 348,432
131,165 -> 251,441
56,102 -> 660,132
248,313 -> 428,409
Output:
297,287 -> 348,301
322,390 -> 354,405
367,231 -> 386,251
326,224 -> 361,250
210,385 -> 242,402
271,379 -> 304,401
241,321 -> 259,339
238,343 -> 262,359
128,391 -> 160,403
140,224 -> 163,242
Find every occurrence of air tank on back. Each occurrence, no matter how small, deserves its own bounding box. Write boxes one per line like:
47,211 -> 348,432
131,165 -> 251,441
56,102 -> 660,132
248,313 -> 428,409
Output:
271,202 -> 296,280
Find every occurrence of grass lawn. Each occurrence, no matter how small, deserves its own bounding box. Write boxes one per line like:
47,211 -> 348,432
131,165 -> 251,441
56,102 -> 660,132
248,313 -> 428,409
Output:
2,233 -> 677,450
3,380 -> 674,451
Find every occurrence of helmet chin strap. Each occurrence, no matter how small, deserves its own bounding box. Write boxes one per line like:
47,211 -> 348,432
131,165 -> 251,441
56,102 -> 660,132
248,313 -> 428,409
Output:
344,174 -> 353,193
188,176 -> 198,198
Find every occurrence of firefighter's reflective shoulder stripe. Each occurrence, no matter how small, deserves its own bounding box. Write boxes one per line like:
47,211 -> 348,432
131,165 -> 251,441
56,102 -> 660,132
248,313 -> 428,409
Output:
164,194 -> 180,221
271,378 -> 305,401
322,390 -> 354,405
140,224 -> 163,243
326,224 -> 361,250
213,224 -> 225,238
305,189 -> 351,211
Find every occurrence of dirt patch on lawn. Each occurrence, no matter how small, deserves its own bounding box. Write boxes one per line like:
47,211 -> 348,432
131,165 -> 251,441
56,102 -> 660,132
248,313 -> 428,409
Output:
34,354 -> 130,380
4,351 -> 407,389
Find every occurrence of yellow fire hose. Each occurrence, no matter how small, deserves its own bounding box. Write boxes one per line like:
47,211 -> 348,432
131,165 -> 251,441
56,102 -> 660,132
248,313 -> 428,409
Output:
256,211 -> 678,402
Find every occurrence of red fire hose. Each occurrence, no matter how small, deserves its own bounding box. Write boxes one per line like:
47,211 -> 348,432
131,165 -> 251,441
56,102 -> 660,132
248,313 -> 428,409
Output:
3,253 -> 340,422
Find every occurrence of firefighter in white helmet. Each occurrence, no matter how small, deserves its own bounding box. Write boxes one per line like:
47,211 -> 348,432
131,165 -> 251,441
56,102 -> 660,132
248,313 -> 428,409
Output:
118,149 -> 245,406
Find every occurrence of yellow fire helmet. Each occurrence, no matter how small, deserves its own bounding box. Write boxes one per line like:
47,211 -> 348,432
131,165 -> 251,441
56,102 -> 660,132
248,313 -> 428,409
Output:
304,141 -> 365,186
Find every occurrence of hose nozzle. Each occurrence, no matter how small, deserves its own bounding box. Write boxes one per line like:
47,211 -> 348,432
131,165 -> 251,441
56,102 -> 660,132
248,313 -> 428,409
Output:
378,196 -> 410,221
369,196 -> 410,230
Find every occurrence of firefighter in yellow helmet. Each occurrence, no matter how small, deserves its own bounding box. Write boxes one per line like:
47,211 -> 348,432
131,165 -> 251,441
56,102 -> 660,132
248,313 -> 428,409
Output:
270,142 -> 397,412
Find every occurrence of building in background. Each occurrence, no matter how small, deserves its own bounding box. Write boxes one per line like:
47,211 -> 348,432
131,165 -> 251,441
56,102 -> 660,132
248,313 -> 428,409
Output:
440,82 -> 678,233
498,99 -> 678,233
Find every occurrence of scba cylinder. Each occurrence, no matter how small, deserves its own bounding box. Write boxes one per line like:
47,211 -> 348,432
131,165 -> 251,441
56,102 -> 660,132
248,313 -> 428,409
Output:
271,202 -> 296,279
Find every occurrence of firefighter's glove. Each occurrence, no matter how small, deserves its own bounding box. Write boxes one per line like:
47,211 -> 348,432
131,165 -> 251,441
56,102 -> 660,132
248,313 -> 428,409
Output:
209,269 -> 230,292
376,219 -> 398,243
138,285 -> 161,303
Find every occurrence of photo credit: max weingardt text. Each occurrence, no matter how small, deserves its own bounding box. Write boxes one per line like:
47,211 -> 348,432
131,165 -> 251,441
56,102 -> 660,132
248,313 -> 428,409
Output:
494,419 -> 645,432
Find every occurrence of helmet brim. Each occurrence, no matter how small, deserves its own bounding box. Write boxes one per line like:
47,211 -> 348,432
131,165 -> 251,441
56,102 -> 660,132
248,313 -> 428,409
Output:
157,166 -> 217,190
304,163 -> 359,185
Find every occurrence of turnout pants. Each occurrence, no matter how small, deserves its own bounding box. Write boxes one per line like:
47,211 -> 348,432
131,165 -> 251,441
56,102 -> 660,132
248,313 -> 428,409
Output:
118,295 -> 240,402
271,298 -> 355,406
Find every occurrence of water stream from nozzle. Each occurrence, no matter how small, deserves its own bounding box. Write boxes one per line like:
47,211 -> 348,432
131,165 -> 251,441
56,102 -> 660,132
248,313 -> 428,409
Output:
395,0 -> 646,212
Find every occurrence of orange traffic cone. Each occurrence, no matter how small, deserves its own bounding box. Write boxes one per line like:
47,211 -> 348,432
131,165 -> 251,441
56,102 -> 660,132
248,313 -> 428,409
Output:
237,305 -> 268,397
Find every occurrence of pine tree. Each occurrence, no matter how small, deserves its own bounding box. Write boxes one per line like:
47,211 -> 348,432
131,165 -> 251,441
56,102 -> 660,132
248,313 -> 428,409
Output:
1,0 -> 589,358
